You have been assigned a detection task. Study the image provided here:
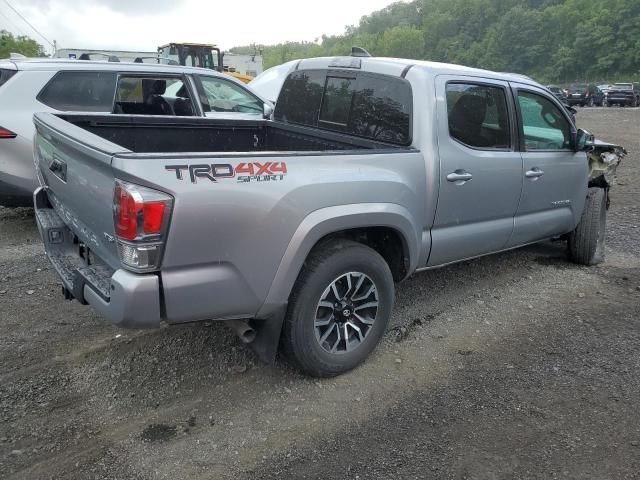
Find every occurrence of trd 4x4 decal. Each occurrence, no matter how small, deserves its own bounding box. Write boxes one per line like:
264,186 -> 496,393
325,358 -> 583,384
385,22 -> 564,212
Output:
165,162 -> 288,184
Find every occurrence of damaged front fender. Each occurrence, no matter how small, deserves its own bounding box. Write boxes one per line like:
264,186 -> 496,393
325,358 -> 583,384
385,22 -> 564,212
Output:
587,140 -> 627,188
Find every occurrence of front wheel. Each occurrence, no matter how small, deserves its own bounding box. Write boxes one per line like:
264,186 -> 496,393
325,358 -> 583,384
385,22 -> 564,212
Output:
282,240 -> 394,377
568,188 -> 607,266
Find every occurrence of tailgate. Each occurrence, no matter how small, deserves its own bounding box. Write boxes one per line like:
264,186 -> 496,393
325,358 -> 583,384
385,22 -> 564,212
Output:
33,112 -> 130,270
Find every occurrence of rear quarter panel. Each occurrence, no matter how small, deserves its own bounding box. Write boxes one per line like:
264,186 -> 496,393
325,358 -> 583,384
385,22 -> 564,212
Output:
112,149 -> 427,322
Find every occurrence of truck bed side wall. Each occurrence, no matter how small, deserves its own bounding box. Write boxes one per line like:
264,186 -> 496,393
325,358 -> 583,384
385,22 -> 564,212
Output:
112,149 -> 427,323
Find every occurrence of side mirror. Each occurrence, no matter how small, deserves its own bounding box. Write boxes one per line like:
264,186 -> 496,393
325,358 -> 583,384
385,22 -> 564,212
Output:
574,128 -> 594,151
263,103 -> 274,119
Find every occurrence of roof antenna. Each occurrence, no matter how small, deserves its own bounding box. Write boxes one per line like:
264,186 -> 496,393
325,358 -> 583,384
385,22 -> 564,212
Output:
351,46 -> 371,58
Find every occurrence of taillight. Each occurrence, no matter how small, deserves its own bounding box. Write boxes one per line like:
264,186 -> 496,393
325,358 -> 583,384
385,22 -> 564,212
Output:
113,180 -> 172,271
0,127 -> 17,139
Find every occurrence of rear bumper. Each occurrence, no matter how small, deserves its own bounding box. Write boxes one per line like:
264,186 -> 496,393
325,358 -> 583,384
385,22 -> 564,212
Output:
34,187 -> 161,328
606,96 -> 634,105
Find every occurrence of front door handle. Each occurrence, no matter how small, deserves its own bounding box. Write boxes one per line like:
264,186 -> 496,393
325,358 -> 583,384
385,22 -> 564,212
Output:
446,170 -> 473,183
525,168 -> 544,179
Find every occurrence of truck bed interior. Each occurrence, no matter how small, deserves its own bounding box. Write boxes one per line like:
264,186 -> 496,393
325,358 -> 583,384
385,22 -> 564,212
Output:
56,114 -> 406,154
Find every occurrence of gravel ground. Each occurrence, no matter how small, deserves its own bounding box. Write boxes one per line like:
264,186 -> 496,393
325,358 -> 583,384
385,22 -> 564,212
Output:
0,107 -> 638,480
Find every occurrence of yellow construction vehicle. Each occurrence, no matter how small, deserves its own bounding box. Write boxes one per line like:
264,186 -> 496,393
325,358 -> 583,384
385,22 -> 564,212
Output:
157,43 -> 255,84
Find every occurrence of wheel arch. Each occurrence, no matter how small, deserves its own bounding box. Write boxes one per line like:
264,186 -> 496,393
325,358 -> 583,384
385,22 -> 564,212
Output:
255,203 -> 420,320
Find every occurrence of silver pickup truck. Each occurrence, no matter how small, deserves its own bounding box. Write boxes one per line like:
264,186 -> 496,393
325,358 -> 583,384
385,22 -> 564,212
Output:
33,55 -> 624,376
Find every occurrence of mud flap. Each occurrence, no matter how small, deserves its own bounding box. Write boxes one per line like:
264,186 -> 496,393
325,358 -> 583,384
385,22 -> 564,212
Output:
72,270 -> 88,305
248,308 -> 286,364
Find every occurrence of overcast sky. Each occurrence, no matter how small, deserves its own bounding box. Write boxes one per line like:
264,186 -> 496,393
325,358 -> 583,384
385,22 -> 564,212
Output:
0,0 -> 398,53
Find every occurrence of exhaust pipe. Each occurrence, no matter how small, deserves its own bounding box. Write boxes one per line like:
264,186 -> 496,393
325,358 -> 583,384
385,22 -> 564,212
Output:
226,319 -> 257,344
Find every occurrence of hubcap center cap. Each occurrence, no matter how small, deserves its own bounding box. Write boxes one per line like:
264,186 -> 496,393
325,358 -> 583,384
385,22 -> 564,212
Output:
335,301 -> 353,320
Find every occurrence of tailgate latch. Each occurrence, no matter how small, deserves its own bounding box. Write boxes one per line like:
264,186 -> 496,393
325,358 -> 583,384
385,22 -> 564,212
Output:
49,155 -> 67,182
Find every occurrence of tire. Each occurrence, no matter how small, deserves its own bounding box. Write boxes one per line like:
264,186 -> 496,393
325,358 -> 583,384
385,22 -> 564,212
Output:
568,187 -> 607,266
632,97 -> 639,108
282,240 -> 394,377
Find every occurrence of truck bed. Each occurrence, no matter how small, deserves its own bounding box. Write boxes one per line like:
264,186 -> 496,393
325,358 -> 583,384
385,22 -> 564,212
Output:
54,114 -> 402,154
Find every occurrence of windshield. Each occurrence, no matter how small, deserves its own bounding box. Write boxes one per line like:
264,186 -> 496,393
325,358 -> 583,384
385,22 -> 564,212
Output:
249,61 -> 297,103
199,75 -> 263,114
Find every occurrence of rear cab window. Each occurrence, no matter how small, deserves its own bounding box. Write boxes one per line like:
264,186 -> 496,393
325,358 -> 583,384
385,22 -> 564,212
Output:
37,71 -> 117,111
274,69 -> 412,145
114,75 -> 196,116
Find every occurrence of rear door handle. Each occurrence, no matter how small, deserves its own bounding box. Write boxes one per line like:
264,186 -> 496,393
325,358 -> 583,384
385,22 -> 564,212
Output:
446,170 -> 473,183
525,168 -> 544,179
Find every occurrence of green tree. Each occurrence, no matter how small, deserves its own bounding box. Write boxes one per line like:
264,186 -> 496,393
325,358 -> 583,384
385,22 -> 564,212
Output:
233,0 -> 640,83
0,30 -> 45,58
379,26 -> 424,59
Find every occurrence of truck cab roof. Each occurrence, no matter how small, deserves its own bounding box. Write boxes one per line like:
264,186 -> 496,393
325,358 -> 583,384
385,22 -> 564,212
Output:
250,56 -> 543,103
296,56 -> 542,87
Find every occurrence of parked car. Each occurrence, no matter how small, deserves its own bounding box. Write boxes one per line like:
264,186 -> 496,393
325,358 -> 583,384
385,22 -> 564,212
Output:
598,84 -> 613,95
32,55 -> 625,377
565,83 -> 604,107
0,57 -> 271,206
546,85 -> 566,101
248,60 -> 298,103
605,83 -> 640,107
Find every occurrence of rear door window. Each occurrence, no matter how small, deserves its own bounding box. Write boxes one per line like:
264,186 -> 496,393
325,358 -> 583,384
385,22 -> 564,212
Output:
114,76 -> 195,116
275,69 -> 412,145
446,83 -> 511,149
0,69 -> 16,88
37,71 -> 117,112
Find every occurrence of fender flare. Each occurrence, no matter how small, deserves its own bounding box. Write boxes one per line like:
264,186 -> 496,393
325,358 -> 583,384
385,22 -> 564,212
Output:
255,203 -> 420,319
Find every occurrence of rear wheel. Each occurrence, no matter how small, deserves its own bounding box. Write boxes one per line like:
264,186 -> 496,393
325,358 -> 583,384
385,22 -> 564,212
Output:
568,188 -> 607,266
282,240 -> 394,377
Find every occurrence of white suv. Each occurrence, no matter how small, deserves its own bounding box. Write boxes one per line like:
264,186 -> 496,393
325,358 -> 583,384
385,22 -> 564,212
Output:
0,57 -> 270,206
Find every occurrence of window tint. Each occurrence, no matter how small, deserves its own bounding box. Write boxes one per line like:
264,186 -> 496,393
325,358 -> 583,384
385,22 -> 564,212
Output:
197,76 -> 263,114
114,76 -> 194,116
446,83 -> 510,149
517,91 -> 571,150
275,70 -> 325,126
275,70 -> 412,145
350,73 -> 411,144
319,77 -> 355,127
0,69 -> 16,88
38,71 -> 117,112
